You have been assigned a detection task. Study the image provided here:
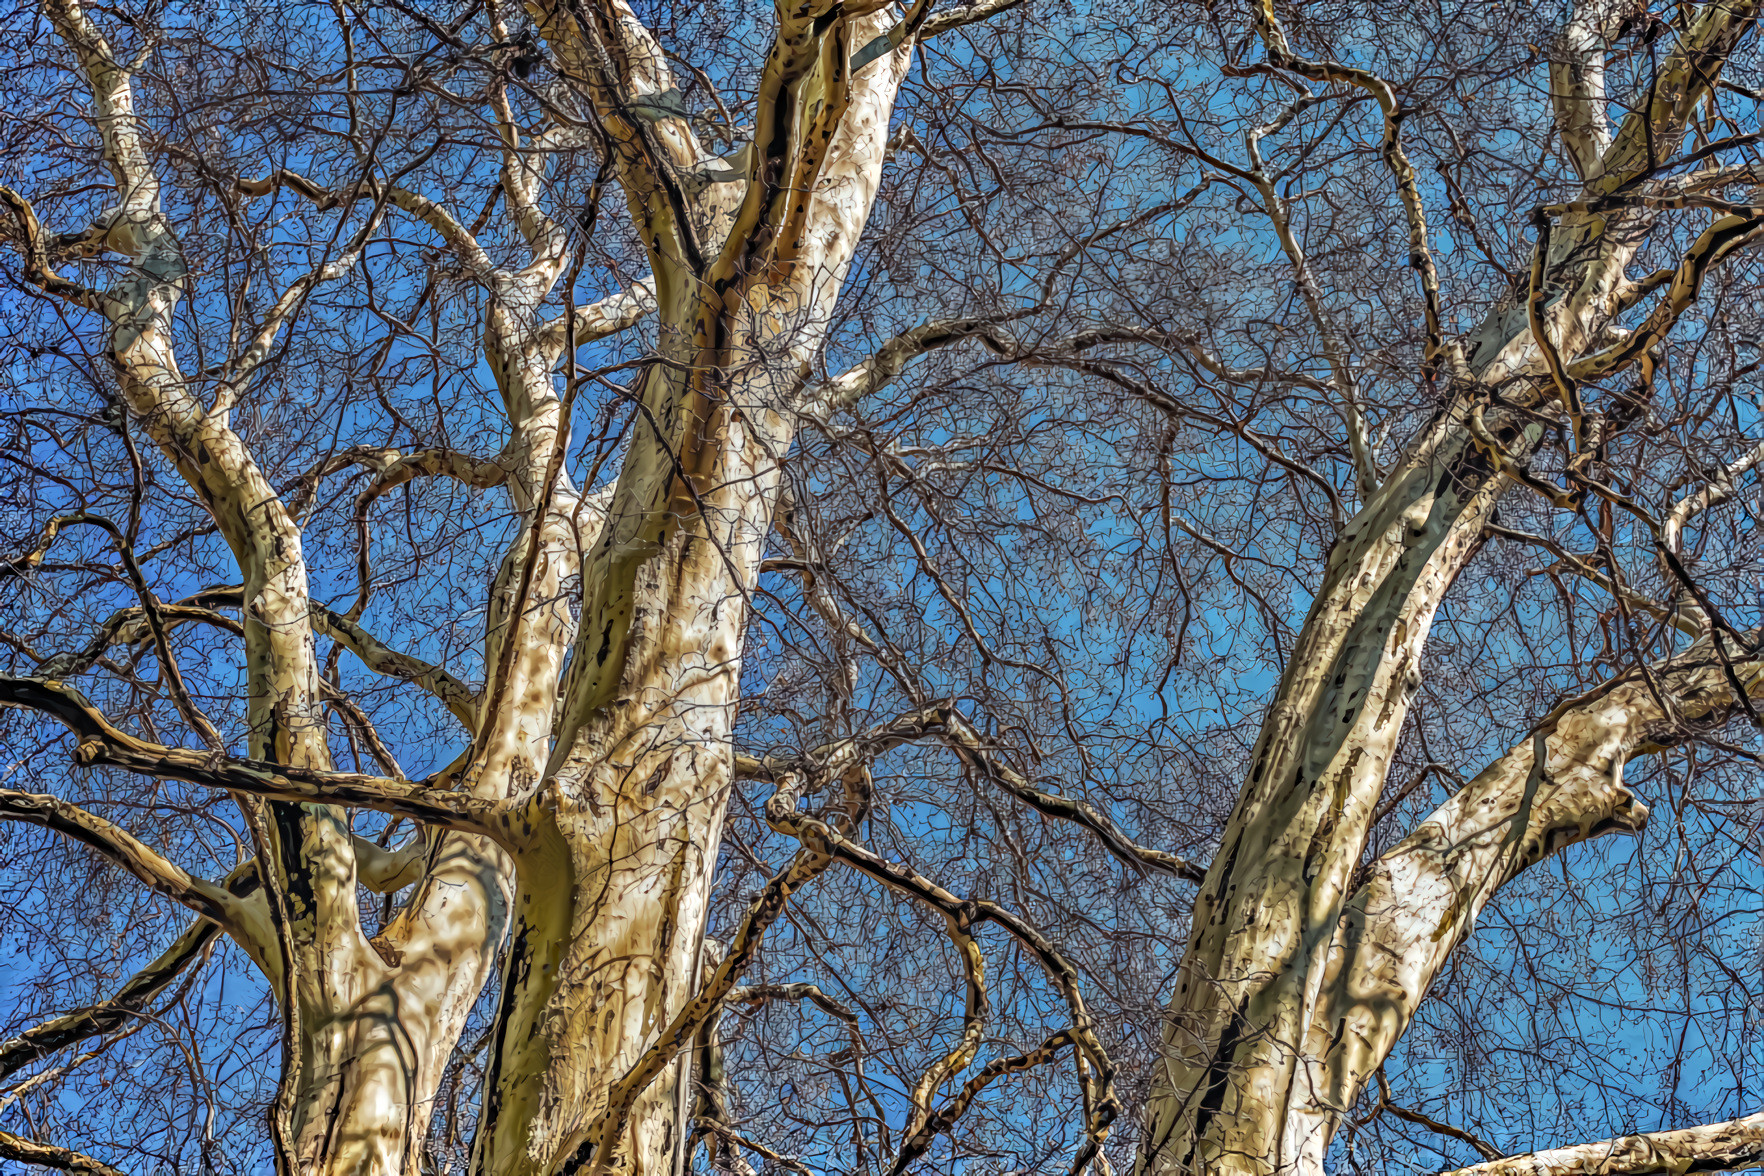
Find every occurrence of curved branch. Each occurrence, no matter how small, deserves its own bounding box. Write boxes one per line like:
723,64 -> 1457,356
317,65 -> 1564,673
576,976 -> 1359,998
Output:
939,712 -> 1205,882
0,185 -> 104,310
310,606 -> 479,728
535,277 -> 658,352
1299,631 -> 1764,1149
0,787 -> 247,930
0,860 -> 257,1082
0,675 -> 500,835
236,169 -> 496,280
889,1030 -> 1075,1176
904,903 -> 990,1145
1662,438 -> 1764,554
1440,1111 -> 1764,1176
0,1129 -> 124,1176
1567,209 -> 1764,383
762,788 -> 1122,1157
348,447 -> 509,619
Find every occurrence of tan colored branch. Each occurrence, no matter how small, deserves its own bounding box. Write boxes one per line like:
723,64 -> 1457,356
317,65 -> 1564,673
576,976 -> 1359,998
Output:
41,0 -> 158,214
0,674 -> 500,835
0,1128 -> 125,1176
0,185 -> 104,310
1299,632 -> 1764,1152
535,277 -> 658,352
564,770 -> 844,1176
0,787 -> 247,931
1440,1110 -> 1764,1176
1589,0 -> 1762,198
236,169 -> 496,280
310,606 -> 479,728
1662,438 -> 1764,554
889,1030 -> 1075,1176
939,712 -> 1206,882
347,447 -> 509,619
0,860 -> 256,1082
1567,209 -> 1764,383
210,207 -> 387,413
921,0 -> 1029,37
1548,0 -> 1644,182
904,904 -> 990,1142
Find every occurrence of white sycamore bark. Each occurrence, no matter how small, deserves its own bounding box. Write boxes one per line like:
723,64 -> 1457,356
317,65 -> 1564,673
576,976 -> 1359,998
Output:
10,0 -> 1764,1172
1442,1112 -> 1764,1176
466,4 -> 925,1173
1137,2 -> 1764,1173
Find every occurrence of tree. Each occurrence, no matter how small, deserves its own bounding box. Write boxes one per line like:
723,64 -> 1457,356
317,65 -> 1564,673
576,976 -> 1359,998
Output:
1,0 -> 1761,1171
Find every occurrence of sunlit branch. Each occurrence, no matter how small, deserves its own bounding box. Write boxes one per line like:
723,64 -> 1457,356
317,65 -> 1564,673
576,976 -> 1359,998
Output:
0,1128 -> 124,1176
889,1030 -> 1076,1176
562,770 -> 846,1176
0,787 -> 248,930
1662,438 -> 1764,554
208,202 -> 388,416
1439,1110 -> 1764,1176
0,675 -> 500,835
236,169 -> 497,280
310,605 -> 480,729
0,185 -> 105,310
535,276 -> 658,352
903,903 -> 990,1147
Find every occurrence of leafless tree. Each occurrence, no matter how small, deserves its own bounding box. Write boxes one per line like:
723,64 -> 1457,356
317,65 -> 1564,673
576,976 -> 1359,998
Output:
1,0 -> 1761,1173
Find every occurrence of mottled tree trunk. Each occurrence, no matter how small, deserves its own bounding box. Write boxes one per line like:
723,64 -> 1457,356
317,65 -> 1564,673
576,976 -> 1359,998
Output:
1137,3 -> 1760,1171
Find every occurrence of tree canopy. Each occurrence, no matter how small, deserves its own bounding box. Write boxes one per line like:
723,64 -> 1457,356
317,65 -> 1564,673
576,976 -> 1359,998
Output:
1,0 -> 1761,1172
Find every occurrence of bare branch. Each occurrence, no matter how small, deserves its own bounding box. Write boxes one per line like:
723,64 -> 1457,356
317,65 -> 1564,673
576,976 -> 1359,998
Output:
310,606 -> 479,729
0,788 -> 248,931
1299,631 -> 1764,1144
0,675 -> 500,834
0,186 -> 104,310
889,1030 -> 1076,1176
236,169 -> 496,281
1439,1111 -> 1764,1176
920,0 -> 1029,37
940,712 -> 1206,882
0,860 -> 257,1082
1662,438 -> 1764,553
1549,0 -> 1646,182
0,1128 -> 125,1176
536,277 -> 658,353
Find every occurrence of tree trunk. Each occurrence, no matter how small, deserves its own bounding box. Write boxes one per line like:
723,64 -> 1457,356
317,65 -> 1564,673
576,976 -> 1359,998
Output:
1137,2 -> 1759,1170
470,9 -> 915,1171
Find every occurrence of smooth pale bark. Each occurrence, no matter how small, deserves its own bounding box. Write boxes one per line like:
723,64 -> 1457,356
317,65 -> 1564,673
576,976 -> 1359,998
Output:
29,3 -> 386,1167
1137,3 -> 1760,1172
468,7 -> 919,1174
1285,640 -> 1764,1167
1441,1112 -> 1764,1176
22,0 -> 586,1167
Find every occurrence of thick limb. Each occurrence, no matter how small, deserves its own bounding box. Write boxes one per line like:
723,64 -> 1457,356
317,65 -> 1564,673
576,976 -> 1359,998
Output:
1439,1113 -> 1764,1176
